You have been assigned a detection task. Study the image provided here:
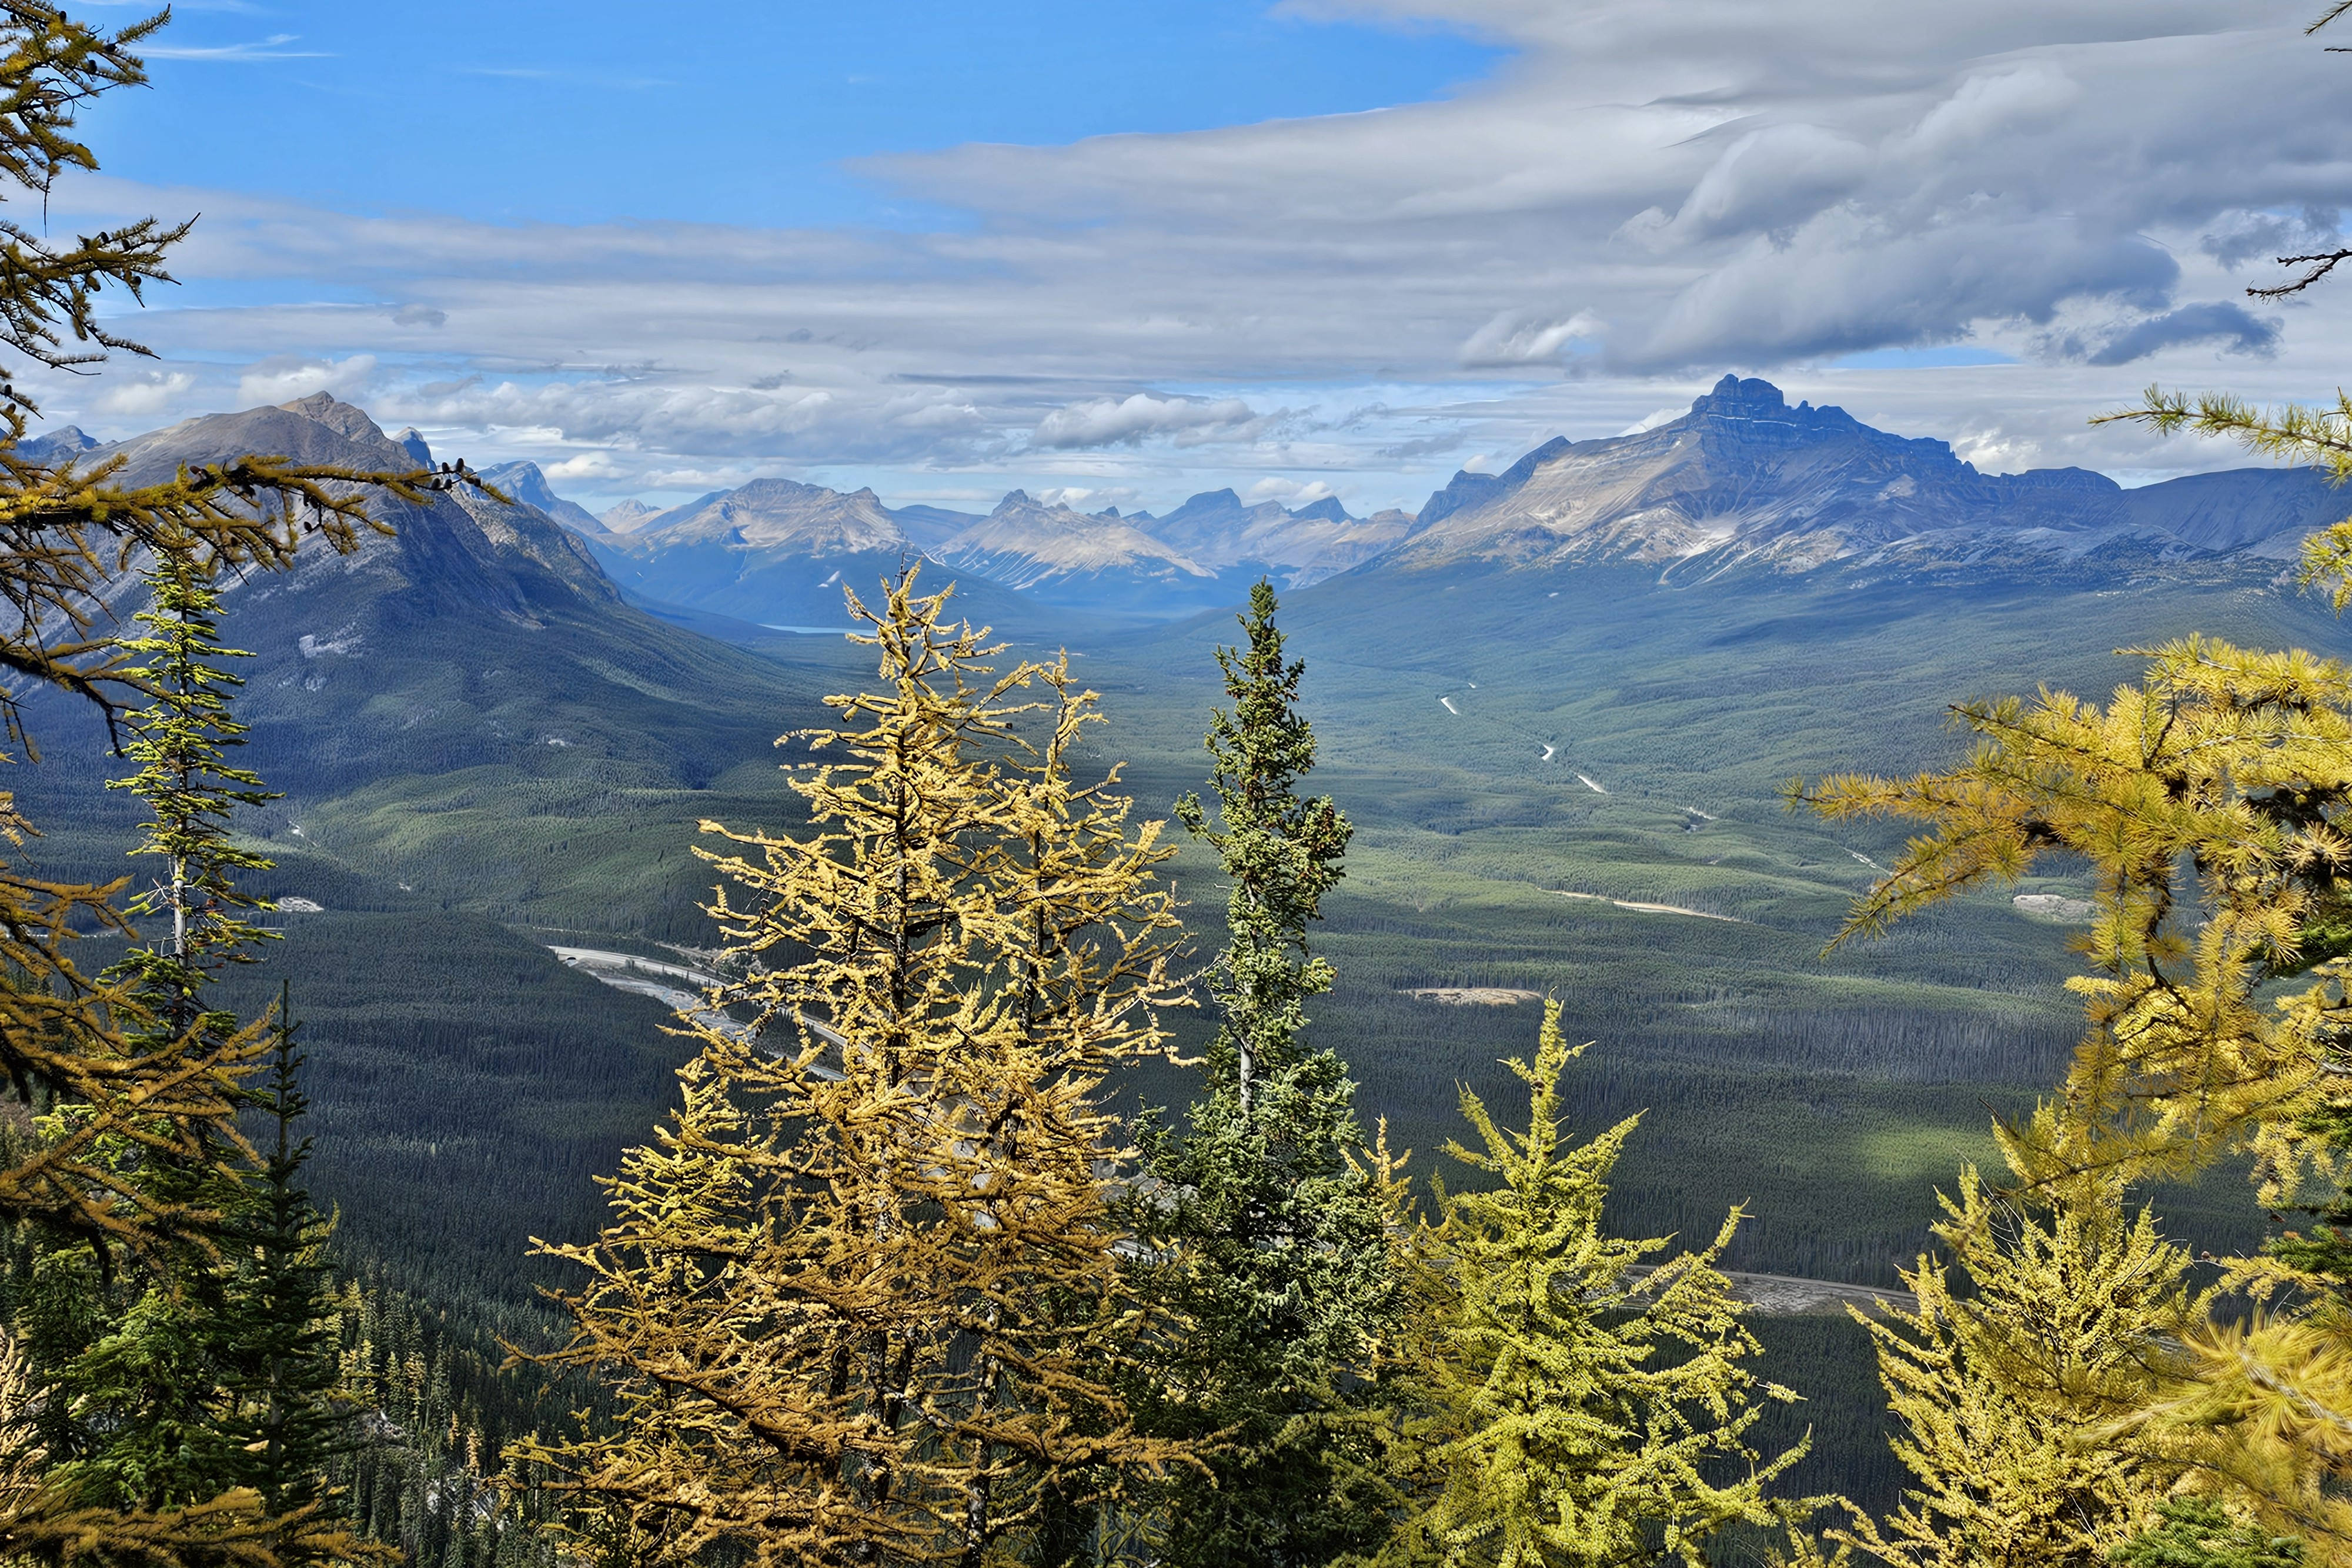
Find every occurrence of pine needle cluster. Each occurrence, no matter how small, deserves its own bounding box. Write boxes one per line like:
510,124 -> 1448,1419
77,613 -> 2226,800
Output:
1829,1122 -> 2206,1568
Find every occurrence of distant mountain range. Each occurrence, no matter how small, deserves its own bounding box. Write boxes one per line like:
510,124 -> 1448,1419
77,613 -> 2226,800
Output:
19,382 -> 2352,1350
468,373 -> 2348,625
1391,375 -> 2344,577
530,472 -> 1409,624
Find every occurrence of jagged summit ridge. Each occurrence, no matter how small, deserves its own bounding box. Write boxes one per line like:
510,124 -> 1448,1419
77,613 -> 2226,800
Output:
1392,375 -> 2343,575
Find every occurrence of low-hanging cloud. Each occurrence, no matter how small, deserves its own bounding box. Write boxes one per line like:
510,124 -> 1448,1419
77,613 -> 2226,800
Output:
1460,310 -> 1603,367
234,354 -> 377,408
1030,393 -> 1269,450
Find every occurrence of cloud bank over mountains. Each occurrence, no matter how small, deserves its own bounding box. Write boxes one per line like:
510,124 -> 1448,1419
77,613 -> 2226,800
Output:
33,0 -> 2352,510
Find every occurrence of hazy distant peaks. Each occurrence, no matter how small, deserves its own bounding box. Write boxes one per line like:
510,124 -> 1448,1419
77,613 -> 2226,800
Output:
936,492 -> 1211,590
477,460 -> 606,536
599,499 -> 660,533
633,477 -> 904,556
394,427 -> 434,467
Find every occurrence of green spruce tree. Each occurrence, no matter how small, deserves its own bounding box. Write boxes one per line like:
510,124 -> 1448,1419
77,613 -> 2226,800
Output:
217,986 -> 353,1557
1128,580 -> 1402,1568
35,541 -> 283,1512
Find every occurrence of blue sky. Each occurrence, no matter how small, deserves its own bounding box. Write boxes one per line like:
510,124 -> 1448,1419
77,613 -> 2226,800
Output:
36,0 -> 2352,515
92,2 -> 1499,227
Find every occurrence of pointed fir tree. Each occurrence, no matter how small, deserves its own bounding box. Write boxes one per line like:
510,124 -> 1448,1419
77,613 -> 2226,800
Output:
17,546 -> 363,1562
1365,1001 -> 1803,1568
519,568 -> 1187,1567
1829,1119 -> 2207,1568
1127,579 -> 1402,1568
108,539 -> 282,1027
215,985 -> 355,1558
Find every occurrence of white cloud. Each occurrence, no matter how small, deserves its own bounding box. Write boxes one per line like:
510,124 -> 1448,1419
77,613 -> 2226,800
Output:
144,33 -> 328,60
1244,476 -> 1338,506
542,451 -> 627,482
1033,484 -> 1142,509
234,354 -> 377,407
1030,393 -> 1269,450
94,371 -> 196,416
15,0 -> 2352,505
1459,310 -> 1603,367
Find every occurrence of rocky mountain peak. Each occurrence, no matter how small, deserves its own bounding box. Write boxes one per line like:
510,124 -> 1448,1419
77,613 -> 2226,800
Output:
477,460 -> 606,536
1391,372 -> 2343,577
1694,373 -> 1785,412
276,393 -> 387,446
1291,496 -> 1355,524
393,426 -> 433,467
630,477 -> 906,555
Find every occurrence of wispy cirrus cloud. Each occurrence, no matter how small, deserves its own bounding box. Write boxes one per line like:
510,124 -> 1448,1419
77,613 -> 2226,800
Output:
143,34 -> 329,61
459,66 -> 676,91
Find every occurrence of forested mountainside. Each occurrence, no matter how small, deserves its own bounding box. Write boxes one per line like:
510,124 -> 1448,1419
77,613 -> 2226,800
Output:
4,393 -> 836,1357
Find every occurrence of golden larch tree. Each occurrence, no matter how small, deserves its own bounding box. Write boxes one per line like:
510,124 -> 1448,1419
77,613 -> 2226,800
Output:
519,569 -> 1187,1567
1367,1001 -> 1804,1568
1830,1114 -> 2207,1568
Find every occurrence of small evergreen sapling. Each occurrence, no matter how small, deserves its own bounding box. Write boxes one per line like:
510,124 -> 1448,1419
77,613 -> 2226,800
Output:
219,986 -> 357,1558
1368,1001 -> 1803,1568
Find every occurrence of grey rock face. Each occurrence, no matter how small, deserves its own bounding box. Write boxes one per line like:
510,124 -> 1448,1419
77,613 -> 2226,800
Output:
90,395 -> 618,620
